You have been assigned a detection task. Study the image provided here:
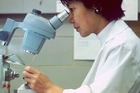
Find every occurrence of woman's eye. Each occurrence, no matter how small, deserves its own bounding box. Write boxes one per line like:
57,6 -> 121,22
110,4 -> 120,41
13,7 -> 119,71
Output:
69,8 -> 73,12
70,8 -> 76,13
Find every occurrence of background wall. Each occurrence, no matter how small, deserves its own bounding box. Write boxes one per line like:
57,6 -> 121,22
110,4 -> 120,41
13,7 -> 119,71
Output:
0,4 -> 140,93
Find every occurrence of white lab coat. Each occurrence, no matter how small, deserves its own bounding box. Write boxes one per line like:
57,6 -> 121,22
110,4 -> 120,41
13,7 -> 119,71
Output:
63,19 -> 140,93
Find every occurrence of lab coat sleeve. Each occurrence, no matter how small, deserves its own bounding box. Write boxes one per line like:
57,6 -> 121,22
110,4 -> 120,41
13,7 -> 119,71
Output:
63,85 -> 91,93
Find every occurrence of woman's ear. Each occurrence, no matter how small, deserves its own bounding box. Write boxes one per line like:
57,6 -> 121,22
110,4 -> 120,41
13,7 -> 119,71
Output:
94,7 -> 100,14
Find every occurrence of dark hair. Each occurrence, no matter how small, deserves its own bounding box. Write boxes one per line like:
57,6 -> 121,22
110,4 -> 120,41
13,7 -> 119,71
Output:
60,0 -> 125,21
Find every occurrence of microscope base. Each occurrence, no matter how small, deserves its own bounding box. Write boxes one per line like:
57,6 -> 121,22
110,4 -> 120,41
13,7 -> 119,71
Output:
15,84 -> 36,93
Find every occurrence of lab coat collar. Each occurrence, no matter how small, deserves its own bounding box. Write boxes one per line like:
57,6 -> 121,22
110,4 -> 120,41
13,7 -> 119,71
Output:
105,19 -> 128,44
97,21 -> 115,46
97,19 -> 129,46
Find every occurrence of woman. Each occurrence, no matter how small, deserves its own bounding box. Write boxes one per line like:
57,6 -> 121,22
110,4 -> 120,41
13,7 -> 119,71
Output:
23,0 -> 140,93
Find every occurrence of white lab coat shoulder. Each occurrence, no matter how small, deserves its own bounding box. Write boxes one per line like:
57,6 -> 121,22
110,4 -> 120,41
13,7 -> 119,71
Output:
104,19 -> 140,63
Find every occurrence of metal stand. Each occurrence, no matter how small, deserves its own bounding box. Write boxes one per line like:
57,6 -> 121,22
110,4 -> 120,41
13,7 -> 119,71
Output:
0,55 -> 19,93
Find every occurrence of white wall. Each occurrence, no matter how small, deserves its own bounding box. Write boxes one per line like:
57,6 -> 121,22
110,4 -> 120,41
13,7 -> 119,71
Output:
138,0 -> 140,13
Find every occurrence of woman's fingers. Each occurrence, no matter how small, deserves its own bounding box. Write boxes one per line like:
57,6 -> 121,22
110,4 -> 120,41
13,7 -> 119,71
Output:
23,70 -> 32,78
23,66 -> 41,87
24,66 -> 39,74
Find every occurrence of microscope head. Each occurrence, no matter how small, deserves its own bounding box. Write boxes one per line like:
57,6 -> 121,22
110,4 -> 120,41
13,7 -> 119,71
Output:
0,9 -> 69,54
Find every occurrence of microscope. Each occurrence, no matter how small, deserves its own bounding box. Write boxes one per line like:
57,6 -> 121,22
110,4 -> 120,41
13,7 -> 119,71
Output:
0,9 -> 69,93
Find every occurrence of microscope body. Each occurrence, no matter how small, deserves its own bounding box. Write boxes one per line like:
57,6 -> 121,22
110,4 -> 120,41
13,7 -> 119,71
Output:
0,9 -> 69,93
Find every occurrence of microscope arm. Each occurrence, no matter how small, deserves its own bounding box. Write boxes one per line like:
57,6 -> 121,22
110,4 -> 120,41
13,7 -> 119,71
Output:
0,18 -> 20,46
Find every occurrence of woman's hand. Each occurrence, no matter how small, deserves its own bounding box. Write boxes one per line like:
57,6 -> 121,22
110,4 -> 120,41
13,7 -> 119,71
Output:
23,66 -> 63,93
